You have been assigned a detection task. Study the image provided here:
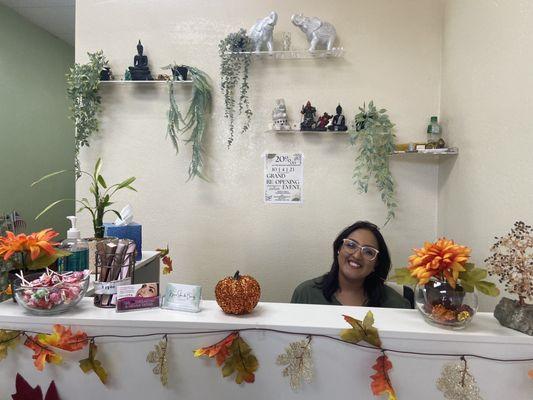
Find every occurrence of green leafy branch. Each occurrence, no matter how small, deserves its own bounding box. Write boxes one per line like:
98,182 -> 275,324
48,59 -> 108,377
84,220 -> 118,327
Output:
165,66 -> 212,181
351,101 -> 397,225
219,29 -> 253,147
66,50 -> 107,174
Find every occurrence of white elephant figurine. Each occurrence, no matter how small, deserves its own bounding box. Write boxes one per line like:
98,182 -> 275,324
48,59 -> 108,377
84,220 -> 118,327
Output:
291,14 -> 337,52
249,11 -> 278,53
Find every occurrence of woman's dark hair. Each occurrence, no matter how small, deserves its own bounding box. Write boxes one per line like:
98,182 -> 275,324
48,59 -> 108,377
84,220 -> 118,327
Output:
317,221 -> 391,306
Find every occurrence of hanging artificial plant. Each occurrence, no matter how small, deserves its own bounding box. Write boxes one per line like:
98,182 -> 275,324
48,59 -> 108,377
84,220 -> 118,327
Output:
66,50 -> 108,174
165,65 -> 212,181
351,101 -> 397,225
219,29 -> 253,147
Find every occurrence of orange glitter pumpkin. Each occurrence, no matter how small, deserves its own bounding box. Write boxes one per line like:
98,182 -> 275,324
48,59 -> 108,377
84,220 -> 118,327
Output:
215,271 -> 261,315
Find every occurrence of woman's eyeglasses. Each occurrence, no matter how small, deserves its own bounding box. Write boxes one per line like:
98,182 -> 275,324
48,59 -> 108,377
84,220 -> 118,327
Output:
341,238 -> 379,261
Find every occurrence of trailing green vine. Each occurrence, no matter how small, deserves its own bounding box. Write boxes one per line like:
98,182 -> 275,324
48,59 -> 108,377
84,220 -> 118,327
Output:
219,29 -> 253,148
351,101 -> 397,225
166,66 -> 212,181
66,51 -> 107,174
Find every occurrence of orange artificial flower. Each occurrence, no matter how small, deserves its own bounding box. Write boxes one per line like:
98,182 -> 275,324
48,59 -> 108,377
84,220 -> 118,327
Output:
407,238 -> 470,288
0,231 -> 25,261
0,228 -> 60,262
25,228 -> 60,260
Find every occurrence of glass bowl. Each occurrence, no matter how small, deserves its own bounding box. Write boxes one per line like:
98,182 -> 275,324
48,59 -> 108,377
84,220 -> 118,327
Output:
415,279 -> 478,329
13,271 -> 90,315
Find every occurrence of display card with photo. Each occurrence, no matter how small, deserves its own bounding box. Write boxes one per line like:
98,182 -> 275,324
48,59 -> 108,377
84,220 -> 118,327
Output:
116,283 -> 160,312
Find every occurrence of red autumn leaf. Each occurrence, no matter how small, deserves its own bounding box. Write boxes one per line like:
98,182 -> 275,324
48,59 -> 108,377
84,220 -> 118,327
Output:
37,324 -> 88,352
12,373 -> 60,400
24,336 -> 62,371
193,332 -> 238,366
162,255 -> 173,275
370,355 -> 397,400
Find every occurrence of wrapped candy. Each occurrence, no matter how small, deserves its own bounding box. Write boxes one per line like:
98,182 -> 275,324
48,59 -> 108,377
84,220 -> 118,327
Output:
15,269 -> 89,311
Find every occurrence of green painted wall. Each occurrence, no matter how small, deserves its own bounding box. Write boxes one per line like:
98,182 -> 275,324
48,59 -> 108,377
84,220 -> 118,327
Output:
0,4 -> 74,237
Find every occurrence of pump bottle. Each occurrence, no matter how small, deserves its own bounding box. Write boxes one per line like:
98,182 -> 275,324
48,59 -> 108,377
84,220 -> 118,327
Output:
59,216 -> 89,272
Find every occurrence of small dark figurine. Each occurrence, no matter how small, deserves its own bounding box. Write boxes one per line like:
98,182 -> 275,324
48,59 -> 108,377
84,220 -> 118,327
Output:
128,40 -> 153,80
171,65 -> 189,81
328,104 -> 348,131
316,112 -> 332,131
300,101 -> 317,131
99,66 -> 112,81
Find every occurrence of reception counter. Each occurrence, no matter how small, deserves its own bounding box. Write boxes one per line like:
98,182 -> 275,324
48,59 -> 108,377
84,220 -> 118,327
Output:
0,299 -> 531,399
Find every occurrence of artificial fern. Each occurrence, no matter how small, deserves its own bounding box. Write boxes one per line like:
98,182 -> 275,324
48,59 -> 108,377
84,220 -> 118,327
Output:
66,51 -> 107,174
351,101 -> 397,225
219,29 -> 253,147
166,66 -> 212,181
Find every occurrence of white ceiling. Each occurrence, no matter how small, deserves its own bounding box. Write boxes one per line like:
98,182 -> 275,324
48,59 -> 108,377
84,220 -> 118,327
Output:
0,0 -> 75,45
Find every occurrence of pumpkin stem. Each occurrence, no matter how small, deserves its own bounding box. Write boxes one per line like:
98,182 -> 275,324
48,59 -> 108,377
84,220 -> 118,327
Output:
233,270 -> 240,280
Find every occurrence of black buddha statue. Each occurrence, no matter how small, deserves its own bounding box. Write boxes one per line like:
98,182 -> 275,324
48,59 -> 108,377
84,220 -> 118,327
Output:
300,101 -> 317,131
328,104 -> 348,131
128,40 -> 153,80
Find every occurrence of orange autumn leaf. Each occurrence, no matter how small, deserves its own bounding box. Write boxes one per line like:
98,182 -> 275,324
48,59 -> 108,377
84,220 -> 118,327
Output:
37,324 -> 88,351
370,355 -> 397,400
24,336 -> 62,371
194,332 -> 238,366
529,369 -> 533,379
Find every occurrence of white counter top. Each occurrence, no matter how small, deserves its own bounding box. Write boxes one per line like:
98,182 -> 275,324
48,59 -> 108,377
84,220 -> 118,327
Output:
0,299 -> 531,400
0,298 -> 530,346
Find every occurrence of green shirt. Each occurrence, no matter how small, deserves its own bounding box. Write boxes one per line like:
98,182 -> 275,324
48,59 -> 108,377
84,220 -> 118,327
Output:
291,276 -> 412,309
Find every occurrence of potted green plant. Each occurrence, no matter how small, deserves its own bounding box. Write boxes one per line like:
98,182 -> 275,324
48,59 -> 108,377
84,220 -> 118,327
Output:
162,64 -> 213,181
66,50 -> 108,173
219,29 -> 253,147
32,158 -> 136,239
351,101 -> 397,225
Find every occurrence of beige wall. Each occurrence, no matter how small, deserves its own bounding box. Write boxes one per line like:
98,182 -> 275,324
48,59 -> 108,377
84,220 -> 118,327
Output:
76,0 -> 446,302
439,0 -> 533,310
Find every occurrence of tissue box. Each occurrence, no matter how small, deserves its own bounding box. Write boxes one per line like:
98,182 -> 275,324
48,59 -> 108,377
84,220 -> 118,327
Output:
104,222 -> 142,261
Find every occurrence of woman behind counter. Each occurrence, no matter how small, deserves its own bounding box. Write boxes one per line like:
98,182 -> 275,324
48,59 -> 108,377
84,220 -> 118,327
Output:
291,221 -> 411,308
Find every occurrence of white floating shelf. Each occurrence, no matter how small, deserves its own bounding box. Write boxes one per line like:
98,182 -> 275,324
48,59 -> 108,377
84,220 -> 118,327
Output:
266,129 -> 350,134
99,80 -> 193,84
225,48 -> 344,59
392,147 -> 459,155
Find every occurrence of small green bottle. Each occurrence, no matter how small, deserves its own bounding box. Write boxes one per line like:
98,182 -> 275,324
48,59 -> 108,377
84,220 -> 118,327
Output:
426,116 -> 442,148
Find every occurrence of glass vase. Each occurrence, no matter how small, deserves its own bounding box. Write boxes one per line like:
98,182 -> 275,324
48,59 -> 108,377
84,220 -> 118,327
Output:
415,279 -> 478,329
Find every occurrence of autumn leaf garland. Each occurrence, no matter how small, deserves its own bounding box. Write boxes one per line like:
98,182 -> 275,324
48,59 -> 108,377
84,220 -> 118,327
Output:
79,340 -> 108,385
341,311 -> 398,400
0,329 -> 20,361
276,336 -> 314,391
24,325 -> 88,371
371,354 -> 398,400
1,325 -> 110,385
194,332 -> 258,384
147,336 -> 169,386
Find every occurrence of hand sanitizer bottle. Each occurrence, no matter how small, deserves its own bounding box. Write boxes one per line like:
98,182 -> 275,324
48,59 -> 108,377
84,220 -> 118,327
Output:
59,216 -> 89,272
